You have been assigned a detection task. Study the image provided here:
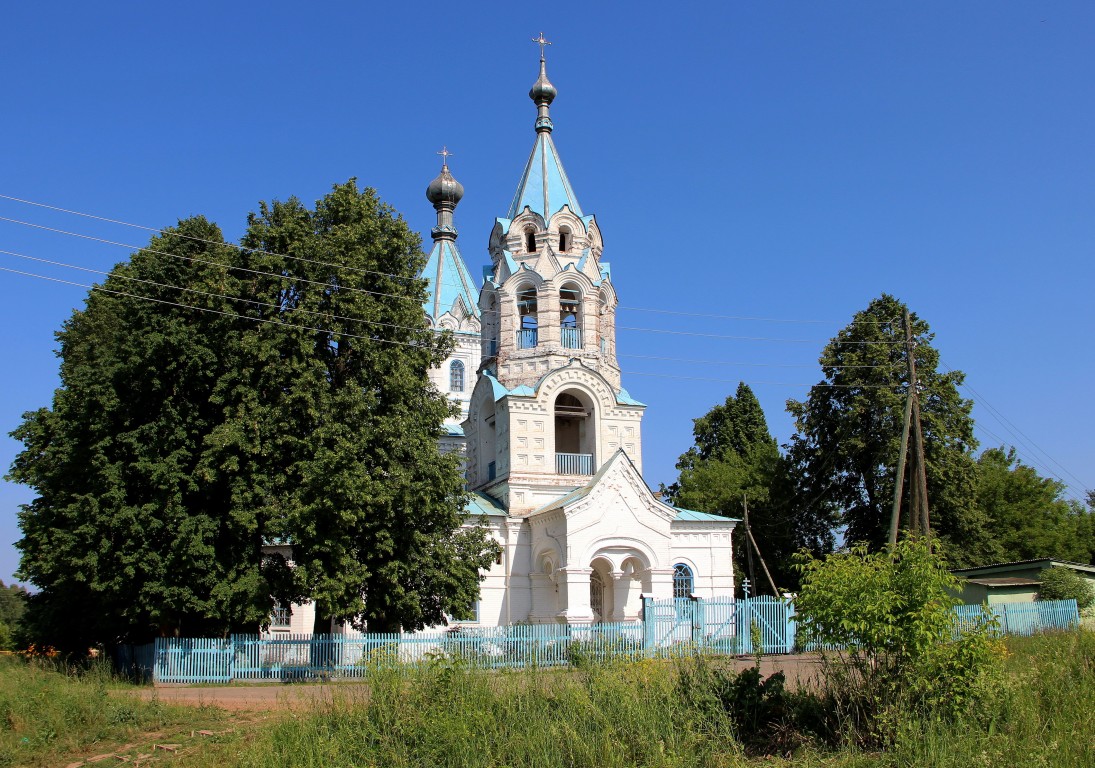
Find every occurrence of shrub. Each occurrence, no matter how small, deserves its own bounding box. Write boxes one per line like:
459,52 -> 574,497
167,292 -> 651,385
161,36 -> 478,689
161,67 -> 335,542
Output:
1037,566 -> 1094,610
794,539 -> 1005,746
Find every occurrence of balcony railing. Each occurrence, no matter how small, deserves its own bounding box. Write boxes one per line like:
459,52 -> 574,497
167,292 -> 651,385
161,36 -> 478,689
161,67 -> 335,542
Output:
561,327 -> 582,349
556,452 -> 593,475
517,328 -> 538,349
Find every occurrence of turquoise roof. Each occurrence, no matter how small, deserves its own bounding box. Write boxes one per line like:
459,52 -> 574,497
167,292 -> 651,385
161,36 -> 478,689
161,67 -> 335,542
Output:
422,239 -> 480,322
443,424 -> 464,437
507,132 -> 583,220
673,507 -> 739,523
466,491 -> 508,518
615,387 -> 646,406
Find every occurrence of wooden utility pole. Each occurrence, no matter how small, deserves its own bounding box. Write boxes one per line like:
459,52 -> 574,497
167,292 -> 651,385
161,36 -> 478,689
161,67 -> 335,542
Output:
889,310 -> 932,546
889,377 -> 915,545
743,495 -> 779,597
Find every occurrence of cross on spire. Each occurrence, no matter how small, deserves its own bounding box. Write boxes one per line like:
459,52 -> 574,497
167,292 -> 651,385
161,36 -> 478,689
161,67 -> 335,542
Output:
532,32 -> 551,60
437,145 -> 452,168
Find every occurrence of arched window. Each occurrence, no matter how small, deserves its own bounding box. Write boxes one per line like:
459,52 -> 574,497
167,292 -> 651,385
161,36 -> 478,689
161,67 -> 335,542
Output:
517,285 -> 538,348
560,284 -> 581,349
449,360 -> 465,392
558,226 -> 571,253
673,563 -> 694,600
524,227 -> 537,253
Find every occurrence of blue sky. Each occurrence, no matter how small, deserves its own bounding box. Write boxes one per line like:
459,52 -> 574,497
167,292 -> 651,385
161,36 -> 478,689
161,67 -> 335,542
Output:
1,2 -> 1092,586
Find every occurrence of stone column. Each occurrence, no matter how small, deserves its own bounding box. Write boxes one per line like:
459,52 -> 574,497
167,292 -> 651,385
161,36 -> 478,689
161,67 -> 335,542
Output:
557,566 -> 594,625
609,571 -> 635,622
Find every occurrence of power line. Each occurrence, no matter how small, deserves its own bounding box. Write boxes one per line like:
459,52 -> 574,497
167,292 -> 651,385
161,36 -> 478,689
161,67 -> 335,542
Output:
622,371 -> 899,389
618,353 -> 898,370
617,325 -> 902,345
0,215 -> 435,306
0,193 -> 424,285
0,248 -> 430,336
0,192 -> 904,329
0,266 -> 436,349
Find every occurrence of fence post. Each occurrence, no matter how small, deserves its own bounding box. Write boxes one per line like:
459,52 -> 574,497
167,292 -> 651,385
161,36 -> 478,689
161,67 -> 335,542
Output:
641,594 -> 654,655
690,594 -> 704,648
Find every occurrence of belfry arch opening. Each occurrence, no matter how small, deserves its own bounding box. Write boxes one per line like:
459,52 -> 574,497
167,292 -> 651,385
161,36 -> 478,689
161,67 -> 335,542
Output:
558,225 -> 572,253
523,227 -> 537,253
554,389 -> 594,475
560,283 -> 581,350
516,285 -> 538,349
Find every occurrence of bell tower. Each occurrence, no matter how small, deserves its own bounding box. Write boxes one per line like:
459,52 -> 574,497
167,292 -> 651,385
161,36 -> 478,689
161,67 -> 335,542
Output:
465,43 -> 645,516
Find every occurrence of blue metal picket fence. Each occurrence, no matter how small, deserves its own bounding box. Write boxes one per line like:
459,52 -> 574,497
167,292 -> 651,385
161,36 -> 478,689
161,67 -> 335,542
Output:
144,598 -> 1080,683
953,599 -> 1079,637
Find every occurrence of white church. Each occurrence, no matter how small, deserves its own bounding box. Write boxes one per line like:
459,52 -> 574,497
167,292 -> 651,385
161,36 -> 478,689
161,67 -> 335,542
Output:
416,50 -> 738,627
269,49 -> 737,635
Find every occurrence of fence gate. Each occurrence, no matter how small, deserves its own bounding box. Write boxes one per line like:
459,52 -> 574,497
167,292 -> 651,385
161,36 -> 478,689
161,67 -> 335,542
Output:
736,597 -> 794,654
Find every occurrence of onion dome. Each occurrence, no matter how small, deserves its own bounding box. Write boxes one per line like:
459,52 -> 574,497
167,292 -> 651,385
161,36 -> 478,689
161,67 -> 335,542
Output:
529,57 -> 557,106
426,162 -> 464,207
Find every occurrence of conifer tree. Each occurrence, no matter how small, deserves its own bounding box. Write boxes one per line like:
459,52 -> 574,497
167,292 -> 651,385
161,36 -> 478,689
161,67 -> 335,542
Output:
667,383 -> 833,590
786,294 -> 995,566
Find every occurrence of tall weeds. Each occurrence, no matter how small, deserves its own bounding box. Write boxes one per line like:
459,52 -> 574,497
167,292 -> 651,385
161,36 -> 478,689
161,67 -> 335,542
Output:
0,656 -> 220,768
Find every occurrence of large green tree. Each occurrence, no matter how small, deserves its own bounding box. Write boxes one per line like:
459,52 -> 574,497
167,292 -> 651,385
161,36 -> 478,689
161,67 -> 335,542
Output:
786,294 -> 995,566
8,181 -> 495,648
667,383 -> 835,590
975,447 -> 1095,564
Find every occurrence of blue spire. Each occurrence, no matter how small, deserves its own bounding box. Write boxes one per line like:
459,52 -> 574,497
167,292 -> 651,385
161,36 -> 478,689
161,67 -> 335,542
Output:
506,52 -> 583,220
421,239 -> 479,323
421,155 -> 480,323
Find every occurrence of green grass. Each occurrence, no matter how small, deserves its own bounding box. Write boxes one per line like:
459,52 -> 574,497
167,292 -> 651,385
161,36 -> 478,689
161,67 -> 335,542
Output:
3,629 -> 1093,767
0,656 -> 229,768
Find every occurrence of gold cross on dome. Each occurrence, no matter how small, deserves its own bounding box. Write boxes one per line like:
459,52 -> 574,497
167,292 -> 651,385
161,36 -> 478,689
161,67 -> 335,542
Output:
532,32 -> 551,59
437,146 -> 452,166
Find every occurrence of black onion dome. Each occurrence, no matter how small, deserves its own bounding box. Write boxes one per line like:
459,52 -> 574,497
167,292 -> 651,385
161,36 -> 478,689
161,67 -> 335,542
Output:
426,164 -> 464,206
529,58 -> 557,105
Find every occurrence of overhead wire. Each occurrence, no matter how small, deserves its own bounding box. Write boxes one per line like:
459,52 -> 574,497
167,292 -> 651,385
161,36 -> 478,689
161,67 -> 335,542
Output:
3,196 -> 1086,488
0,192 -> 906,329
0,266 -> 436,349
0,248 -> 428,335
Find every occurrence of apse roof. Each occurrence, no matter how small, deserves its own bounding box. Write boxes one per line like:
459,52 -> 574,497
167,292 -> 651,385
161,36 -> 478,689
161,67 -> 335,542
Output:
422,239 -> 480,323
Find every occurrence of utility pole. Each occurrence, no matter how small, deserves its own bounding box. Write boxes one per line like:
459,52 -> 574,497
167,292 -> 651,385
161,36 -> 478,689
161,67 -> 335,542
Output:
891,309 -> 931,546
743,495 -> 779,597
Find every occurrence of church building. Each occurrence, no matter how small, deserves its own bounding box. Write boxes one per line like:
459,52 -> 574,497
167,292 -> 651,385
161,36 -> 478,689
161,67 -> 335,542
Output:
421,48 -> 738,626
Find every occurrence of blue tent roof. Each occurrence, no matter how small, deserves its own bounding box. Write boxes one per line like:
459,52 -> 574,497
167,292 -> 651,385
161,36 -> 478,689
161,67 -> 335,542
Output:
422,239 -> 480,322
507,132 -> 583,220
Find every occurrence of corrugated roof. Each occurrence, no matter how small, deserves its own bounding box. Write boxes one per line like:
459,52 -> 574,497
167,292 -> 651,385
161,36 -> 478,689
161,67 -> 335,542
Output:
507,132 -> 583,220
422,239 -> 480,323
964,577 -> 1042,587
952,558 -> 1095,575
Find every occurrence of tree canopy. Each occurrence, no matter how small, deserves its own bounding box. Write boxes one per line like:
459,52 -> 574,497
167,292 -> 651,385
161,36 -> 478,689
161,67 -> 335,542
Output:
667,383 -> 835,591
8,180 -> 495,649
974,447 -> 1095,564
786,294 -> 996,566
